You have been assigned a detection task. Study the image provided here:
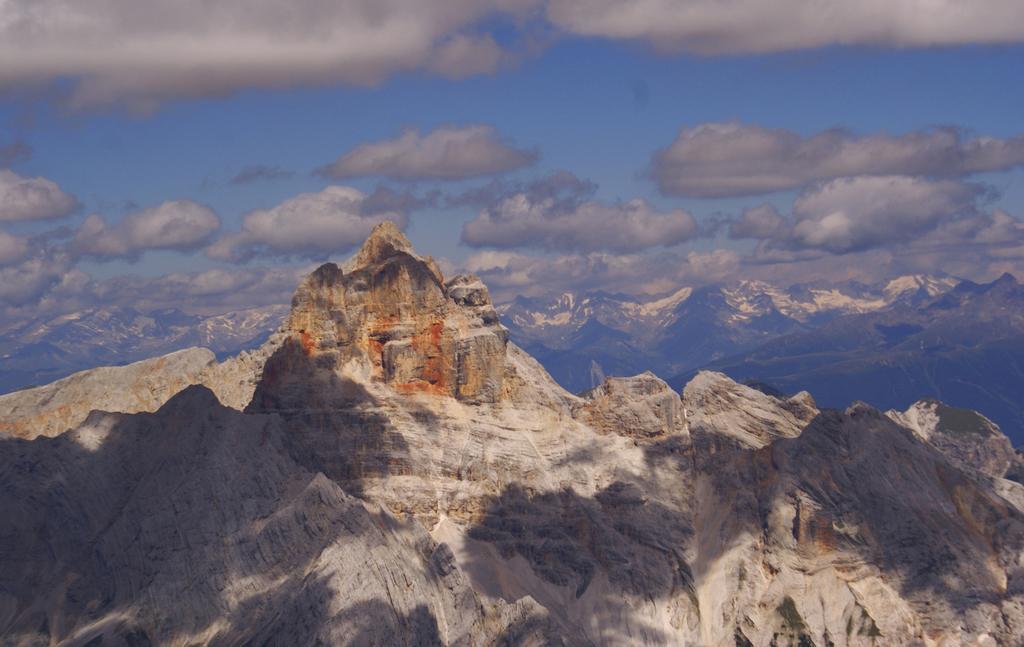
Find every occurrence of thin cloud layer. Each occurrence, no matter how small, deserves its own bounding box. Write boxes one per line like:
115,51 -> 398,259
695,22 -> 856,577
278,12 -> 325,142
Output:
652,123 -> 1024,198
229,165 -> 295,185
207,186 -> 407,262
320,125 -> 538,181
71,200 -> 221,260
0,0 -> 542,110
461,172 -> 697,253
547,0 -> 1024,54
0,141 -> 31,168
0,170 -> 78,222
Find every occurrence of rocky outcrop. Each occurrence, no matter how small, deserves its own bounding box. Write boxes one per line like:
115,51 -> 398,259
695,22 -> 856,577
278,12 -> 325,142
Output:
888,399 -> 1017,478
0,336 -> 282,441
682,371 -> 818,447
262,222 -> 507,406
0,348 -> 217,439
576,371 -> 688,439
2,223 -> 1023,646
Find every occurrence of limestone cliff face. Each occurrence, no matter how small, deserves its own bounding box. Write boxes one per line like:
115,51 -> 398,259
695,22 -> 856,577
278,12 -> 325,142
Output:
576,371 -> 688,439
0,338 -> 282,441
888,398 -> 1017,479
3,224 -> 1024,647
260,222 -> 507,407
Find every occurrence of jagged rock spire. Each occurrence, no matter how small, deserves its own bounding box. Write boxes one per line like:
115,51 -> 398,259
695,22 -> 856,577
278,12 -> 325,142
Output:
255,221 -> 508,406
353,221 -> 415,269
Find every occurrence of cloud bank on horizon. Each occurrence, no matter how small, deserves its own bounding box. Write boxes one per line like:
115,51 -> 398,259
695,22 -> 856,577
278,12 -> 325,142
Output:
1,0 -> 1023,326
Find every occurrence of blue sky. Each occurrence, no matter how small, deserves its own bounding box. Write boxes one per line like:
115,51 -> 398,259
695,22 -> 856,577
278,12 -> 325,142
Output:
2,1 -> 1024,321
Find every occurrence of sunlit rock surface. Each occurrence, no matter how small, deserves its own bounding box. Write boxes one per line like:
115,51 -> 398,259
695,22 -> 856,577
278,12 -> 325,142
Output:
888,398 -> 1017,479
2,222 -> 1023,646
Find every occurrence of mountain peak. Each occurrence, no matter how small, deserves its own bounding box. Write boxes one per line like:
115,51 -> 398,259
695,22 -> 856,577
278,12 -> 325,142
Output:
263,225 -> 509,406
353,220 -> 415,269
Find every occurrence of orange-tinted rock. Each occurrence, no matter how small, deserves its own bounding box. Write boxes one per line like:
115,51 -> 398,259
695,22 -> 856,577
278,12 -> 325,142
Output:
264,221 -> 507,405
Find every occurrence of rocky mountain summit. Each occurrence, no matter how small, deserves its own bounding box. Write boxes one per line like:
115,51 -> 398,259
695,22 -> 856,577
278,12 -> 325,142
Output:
2,223 -> 1023,646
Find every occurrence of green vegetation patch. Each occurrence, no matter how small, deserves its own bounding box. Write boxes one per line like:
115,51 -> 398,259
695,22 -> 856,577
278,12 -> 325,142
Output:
932,401 -> 991,436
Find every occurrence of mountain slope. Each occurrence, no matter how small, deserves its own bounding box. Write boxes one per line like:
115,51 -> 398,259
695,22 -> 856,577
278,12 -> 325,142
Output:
701,273 -> 1024,444
0,304 -> 288,394
1,224 -> 1021,645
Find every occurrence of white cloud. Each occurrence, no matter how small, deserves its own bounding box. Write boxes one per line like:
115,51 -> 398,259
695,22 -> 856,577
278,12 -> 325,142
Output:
0,246 -> 79,307
0,0 -> 543,110
547,0 -> 1024,54
463,247 -> 739,300
320,125 -> 537,181
729,204 -> 788,240
0,170 -> 78,221
207,185 -> 407,262
72,200 -> 221,259
652,123 -> 1024,198
789,176 -> 981,253
0,230 -> 28,266
462,183 -> 698,252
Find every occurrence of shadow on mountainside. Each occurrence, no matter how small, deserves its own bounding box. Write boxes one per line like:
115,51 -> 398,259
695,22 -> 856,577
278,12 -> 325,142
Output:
244,336 -> 438,498
767,408 -> 1024,618
460,481 -> 696,643
0,385 -> 465,646
639,405 -> 1024,638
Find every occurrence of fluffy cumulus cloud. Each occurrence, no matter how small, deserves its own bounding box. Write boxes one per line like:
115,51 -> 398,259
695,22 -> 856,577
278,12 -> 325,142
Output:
71,200 -> 221,260
729,176 -> 984,254
0,0 -> 543,110
461,172 -> 697,252
789,176 -> 983,253
207,186 -> 407,262
652,123 -> 1024,198
546,0 -> 1024,54
0,170 -> 78,221
320,125 -> 538,181
0,245 -> 83,308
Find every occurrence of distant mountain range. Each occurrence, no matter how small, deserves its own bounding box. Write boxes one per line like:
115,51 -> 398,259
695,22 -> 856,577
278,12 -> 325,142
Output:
0,304 -> 288,393
4,271 -> 1021,443
694,273 -> 1024,444
500,274 -> 957,388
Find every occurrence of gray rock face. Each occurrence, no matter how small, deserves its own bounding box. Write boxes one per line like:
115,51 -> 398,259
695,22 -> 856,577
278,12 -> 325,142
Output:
0,386 -> 553,646
888,398 -> 1017,478
682,371 -> 818,447
577,371 -> 688,439
0,347 -> 217,439
0,336 -> 283,441
2,224 -> 1023,646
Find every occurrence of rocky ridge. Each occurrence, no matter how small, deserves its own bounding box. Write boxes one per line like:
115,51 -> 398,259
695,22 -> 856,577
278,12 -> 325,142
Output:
1,223 -> 1022,646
